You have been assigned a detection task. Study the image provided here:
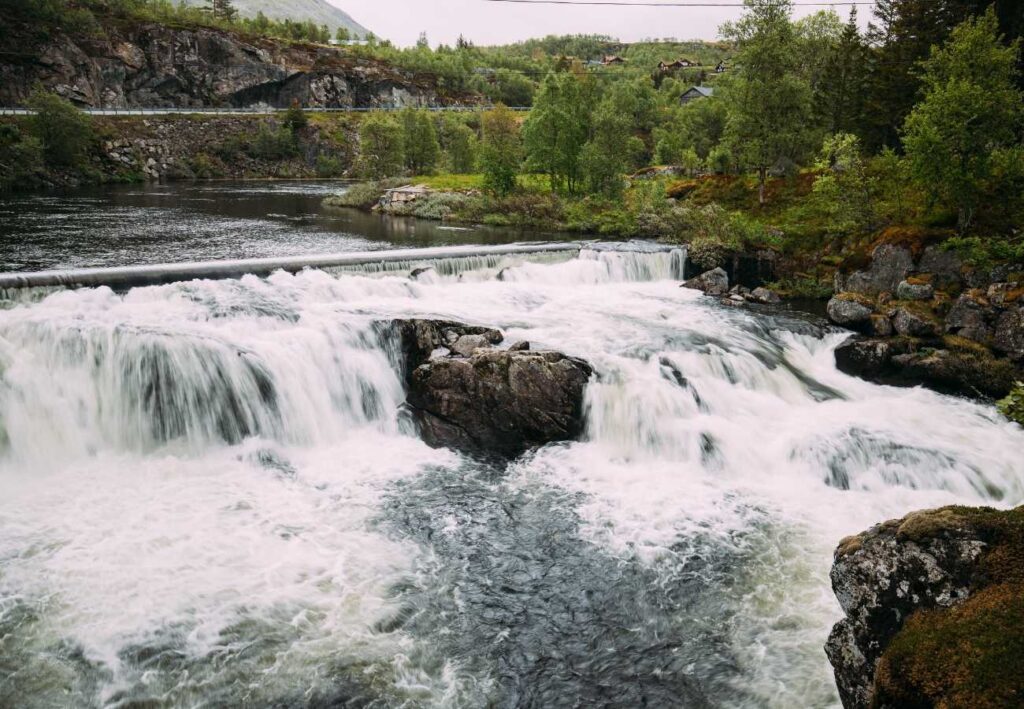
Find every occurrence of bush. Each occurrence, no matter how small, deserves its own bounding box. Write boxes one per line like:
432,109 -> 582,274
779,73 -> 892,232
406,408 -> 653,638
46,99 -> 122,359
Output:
189,152 -> 223,179
356,114 -> 404,179
315,154 -> 345,177
26,90 -> 94,168
323,179 -> 402,209
249,125 -> 299,160
999,383 -> 1024,425
0,124 -> 45,191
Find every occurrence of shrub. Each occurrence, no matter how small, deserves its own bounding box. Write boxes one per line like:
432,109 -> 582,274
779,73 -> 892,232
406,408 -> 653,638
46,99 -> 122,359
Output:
323,179 -> 402,209
999,383 -> 1024,425
356,114 -> 404,179
283,102 -> 308,132
189,152 -> 223,179
0,124 -> 45,191
315,154 -> 345,177
249,125 -> 299,160
26,90 -> 94,168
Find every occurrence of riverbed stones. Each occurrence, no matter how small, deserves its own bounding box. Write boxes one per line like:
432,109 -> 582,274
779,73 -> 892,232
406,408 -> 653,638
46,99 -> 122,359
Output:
683,267 -> 729,296
891,308 -> 940,338
827,296 -> 874,329
747,286 -> 781,304
838,244 -> 914,296
895,280 -> 934,301
407,349 -> 593,457
945,291 -> 995,343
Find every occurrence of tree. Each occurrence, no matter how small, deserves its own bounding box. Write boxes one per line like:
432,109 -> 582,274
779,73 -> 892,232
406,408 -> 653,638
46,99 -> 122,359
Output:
721,0 -> 813,205
356,114 -> 404,179
335,26 -> 350,42
26,90 -> 94,168
207,0 -> 236,22
480,104 -> 521,196
283,100 -> 308,132
401,109 -> 440,174
903,9 -> 1023,232
818,9 -> 869,135
580,96 -> 632,197
812,133 -> 878,234
440,118 -> 477,174
522,72 -> 592,194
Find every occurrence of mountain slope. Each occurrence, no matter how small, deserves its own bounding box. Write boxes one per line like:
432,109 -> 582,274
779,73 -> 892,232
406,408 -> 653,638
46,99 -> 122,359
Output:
182,0 -> 369,36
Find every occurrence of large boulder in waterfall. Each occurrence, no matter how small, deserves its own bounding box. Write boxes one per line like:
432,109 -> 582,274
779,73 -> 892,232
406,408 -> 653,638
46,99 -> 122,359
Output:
407,349 -> 593,457
683,268 -> 729,296
388,319 -> 504,379
826,506 -> 1024,709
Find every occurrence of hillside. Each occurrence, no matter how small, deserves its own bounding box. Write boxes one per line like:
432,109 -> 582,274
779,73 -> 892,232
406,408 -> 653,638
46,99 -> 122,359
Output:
181,0 -> 369,36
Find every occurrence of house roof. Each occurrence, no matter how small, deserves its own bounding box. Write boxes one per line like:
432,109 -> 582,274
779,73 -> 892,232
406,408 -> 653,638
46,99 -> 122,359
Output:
683,86 -> 715,97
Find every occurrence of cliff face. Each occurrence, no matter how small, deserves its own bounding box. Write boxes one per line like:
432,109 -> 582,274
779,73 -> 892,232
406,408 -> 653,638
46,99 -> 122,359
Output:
827,506 -> 1024,709
0,22 -> 459,109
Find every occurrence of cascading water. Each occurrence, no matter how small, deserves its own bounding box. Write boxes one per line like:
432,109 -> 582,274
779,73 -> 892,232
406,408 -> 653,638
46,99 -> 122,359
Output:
0,245 -> 1021,708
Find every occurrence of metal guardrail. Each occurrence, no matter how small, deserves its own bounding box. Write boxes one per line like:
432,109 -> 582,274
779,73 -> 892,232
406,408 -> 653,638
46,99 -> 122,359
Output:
0,243 -> 582,291
0,106 -> 532,116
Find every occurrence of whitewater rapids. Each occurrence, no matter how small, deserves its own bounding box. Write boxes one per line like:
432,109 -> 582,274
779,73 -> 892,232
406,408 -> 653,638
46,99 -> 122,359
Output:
0,247 -> 1020,708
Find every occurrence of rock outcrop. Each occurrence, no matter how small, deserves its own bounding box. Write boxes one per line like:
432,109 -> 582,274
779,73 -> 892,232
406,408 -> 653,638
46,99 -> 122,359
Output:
387,319 -> 593,456
0,21 -> 462,109
827,506 -> 1024,709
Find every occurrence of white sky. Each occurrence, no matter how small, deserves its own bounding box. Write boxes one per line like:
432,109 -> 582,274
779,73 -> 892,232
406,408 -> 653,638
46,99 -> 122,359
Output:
331,0 -> 872,47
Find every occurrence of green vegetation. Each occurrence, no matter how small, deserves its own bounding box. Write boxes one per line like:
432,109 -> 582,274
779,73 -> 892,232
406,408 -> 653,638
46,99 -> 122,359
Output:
999,383 -> 1024,425
355,114 -> 404,179
26,89 -> 95,168
479,105 -> 521,196
873,505 -> 1024,709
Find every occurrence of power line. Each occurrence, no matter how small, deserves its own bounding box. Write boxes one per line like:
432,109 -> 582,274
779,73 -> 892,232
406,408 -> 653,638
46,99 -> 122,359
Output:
484,0 -> 874,6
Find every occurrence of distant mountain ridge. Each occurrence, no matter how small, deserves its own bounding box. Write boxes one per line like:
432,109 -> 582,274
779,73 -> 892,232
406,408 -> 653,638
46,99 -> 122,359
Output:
181,0 -> 369,37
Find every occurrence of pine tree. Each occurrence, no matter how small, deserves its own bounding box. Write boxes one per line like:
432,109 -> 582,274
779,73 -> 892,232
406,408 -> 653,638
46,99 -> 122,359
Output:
207,0 -> 236,22
819,8 -> 869,135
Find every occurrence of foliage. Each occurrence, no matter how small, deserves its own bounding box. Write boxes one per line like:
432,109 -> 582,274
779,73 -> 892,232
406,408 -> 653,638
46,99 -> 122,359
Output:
0,124 -> 45,191
315,154 -> 345,177
903,9 -> 1023,232
580,96 -> 631,198
654,98 -> 727,165
440,119 -> 477,174
812,133 -> 877,234
400,110 -> 440,175
942,236 -> 1024,270
998,383 -> 1024,425
248,124 -> 298,160
721,0 -> 813,205
355,114 -> 404,179
523,72 -> 593,194
479,105 -> 521,196
283,101 -> 308,132
25,90 -> 95,168
324,180 -> 401,209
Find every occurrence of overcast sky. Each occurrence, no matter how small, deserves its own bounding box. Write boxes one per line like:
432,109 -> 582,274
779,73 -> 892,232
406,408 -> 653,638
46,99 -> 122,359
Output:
331,0 -> 870,47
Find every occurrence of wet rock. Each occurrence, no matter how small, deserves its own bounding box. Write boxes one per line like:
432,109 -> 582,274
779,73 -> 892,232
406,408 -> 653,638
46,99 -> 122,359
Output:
891,308 -> 940,338
944,290 -> 995,343
508,341 -> 530,352
827,506 -> 1024,709
827,296 -> 874,330
747,286 -> 781,305
986,282 -> 1022,307
835,336 -> 1017,399
834,337 -> 915,380
407,349 -> 593,457
683,267 -> 729,296
450,334 -> 494,357
387,319 -> 503,381
869,314 -> 893,337
895,280 -> 934,302
839,244 -> 914,296
993,306 -> 1024,361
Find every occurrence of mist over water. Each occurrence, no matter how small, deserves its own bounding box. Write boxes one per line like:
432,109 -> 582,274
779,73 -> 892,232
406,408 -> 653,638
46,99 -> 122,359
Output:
1,245 -> 1021,708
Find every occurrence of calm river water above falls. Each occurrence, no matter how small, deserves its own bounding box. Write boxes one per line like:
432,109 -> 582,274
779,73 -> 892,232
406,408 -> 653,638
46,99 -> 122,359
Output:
0,182 -> 1022,708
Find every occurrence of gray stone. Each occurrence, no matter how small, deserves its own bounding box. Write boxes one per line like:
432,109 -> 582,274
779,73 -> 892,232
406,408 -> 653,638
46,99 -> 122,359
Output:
993,307 -> 1024,361
747,287 -> 781,304
895,280 -> 934,301
408,350 -> 593,457
683,267 -> 729,296
945,291 -> 996,343
451,334 -> 492,357
917,245 -> 964,290
508,341 -> 530,352
827,296 -> 874,328
892,308 -> 939,338
841,244 -> 914,296
826,510 -> 988,709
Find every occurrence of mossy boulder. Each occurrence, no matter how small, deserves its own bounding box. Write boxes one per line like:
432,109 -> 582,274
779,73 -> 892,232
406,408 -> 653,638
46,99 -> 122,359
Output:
827,506 -> 1024,709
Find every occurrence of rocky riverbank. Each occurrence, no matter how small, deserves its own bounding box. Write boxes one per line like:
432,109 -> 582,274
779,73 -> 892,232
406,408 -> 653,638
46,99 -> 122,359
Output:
826,505 -> 1024,709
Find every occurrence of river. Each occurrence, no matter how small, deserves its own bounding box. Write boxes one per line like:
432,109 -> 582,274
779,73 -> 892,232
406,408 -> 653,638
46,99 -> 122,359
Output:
0,182 -> 1021,708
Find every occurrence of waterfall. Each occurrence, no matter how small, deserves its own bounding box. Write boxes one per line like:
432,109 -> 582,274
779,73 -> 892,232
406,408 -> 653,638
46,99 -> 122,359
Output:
0,245 -> 1019,709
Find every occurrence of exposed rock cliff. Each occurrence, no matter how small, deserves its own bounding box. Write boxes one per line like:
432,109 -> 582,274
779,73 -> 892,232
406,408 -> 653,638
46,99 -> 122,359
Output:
0,21 -> 463,109
827,506 -> 1024,709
